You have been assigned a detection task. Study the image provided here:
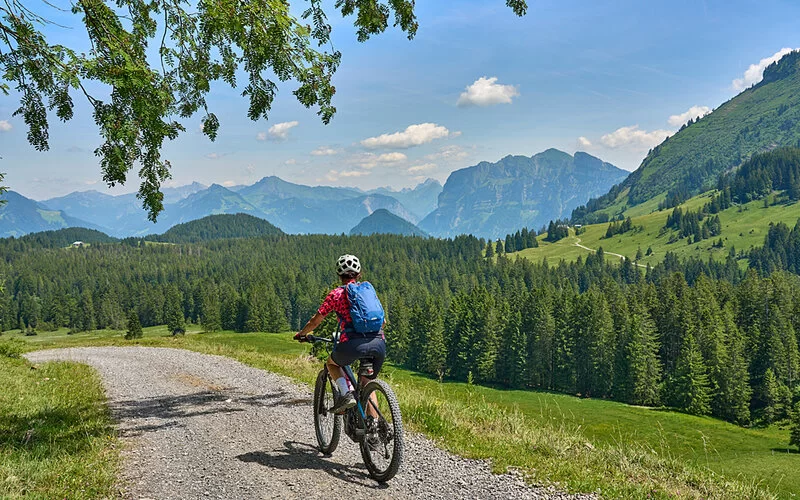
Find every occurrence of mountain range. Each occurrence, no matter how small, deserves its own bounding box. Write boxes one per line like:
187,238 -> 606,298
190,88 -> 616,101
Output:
0,191 -> 101,237
3,150 -> 627,239
419,149 -> 627,239
2,177 -> 442,238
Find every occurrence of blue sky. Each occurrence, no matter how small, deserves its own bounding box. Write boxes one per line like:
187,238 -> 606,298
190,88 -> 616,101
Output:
1,0 -> 800,199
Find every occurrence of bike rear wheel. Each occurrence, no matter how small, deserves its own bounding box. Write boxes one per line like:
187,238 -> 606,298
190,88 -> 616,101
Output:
313,368 -> 341,454
359,379 -> 404,482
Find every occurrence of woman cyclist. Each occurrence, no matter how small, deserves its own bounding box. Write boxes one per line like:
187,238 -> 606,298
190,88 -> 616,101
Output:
294,254 -> 386,414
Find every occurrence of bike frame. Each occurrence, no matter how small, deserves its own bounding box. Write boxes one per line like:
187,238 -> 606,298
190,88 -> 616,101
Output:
309,333 -> 386,440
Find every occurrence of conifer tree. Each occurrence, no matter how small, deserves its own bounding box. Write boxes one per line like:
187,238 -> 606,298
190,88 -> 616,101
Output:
485,241 -> 495,258
125,310 -> 143,340
551,290 -> 576,393
715,304 -> 752,424
473,288 -> 500,383
625,301 -> 662,406
498,308 -> 527,388
667,333 -> 711,416
384,294 -> 411,365
790,402 -> 800,451
165,285 -> 185,333
573,287 -> 615,397
523,288 -> 555,388
201,286 -> 221,332
78,288 -> 96,332
420,301 -> 447,381
761,368 -> 781,424
264,288 -> 290,332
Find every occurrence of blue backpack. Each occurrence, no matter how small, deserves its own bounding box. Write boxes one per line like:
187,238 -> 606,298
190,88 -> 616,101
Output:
343,281 -> 385,334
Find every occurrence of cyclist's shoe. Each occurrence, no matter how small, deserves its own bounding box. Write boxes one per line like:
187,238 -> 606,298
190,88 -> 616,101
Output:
330,391 -> 356,414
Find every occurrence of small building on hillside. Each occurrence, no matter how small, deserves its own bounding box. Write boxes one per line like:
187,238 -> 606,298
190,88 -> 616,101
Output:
71,241 -> 84,248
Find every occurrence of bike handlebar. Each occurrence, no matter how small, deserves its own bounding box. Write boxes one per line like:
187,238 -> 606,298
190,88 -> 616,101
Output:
302,334 -> 333,343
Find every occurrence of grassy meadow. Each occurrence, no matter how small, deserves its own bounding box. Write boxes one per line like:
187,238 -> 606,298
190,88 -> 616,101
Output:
6,327 -> 799,498
0,339 -> 119,499
515,192 -> 800,267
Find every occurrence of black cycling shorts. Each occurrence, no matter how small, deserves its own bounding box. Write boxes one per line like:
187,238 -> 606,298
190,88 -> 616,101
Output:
331,334 -> 386,378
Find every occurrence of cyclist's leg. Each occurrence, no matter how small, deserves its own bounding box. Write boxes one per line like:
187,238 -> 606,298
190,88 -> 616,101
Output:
330,339 -> 360,394
363,336 -> 386,418
326,356 -> 345,383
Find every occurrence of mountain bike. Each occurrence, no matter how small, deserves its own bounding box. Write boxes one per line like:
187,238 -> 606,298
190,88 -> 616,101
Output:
302,334 -> 404,482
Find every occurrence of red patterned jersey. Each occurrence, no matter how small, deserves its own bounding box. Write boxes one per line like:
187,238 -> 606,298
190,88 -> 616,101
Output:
317,280 -> 355,342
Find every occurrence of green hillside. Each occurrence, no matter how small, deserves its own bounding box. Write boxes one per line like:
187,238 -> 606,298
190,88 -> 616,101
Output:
149,213 -> 283,243
576,50 -> 800,222
8,227 -> 118,248
517,190 -> 800,267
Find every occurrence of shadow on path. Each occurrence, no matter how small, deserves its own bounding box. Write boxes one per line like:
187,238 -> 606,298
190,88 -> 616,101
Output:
110,389 -> 311,436
237,441 -> 389,490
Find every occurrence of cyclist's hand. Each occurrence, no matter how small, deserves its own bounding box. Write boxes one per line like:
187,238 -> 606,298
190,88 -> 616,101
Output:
294,332 -> 308,342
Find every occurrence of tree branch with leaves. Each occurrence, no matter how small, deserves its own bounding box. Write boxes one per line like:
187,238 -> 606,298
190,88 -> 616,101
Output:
0,0 -> 527,221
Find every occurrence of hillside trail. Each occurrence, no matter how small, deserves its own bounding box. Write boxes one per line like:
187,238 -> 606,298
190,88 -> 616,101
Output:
574,237 -> 647,268
26,347 -> 590,500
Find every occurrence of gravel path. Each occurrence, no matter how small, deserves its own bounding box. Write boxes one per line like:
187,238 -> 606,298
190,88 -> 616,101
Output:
26,347 -> 592,500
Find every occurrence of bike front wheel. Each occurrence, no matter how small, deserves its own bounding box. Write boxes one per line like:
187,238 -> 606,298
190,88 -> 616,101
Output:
313,368 -> 341,455
359,378 -> 404,482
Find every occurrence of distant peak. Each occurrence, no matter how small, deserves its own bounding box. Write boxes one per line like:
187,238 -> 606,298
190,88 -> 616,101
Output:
418,178 -> 442,188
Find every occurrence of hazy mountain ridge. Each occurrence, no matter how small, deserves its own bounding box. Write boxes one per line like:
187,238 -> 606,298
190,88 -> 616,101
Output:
0,191 -> 103,238
366,178 -> 442,220
419,149 -> 627,239
19,177 -> 437,237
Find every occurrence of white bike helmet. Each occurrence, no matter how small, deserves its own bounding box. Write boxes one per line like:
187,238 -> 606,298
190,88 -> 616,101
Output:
336,254 -> 361,276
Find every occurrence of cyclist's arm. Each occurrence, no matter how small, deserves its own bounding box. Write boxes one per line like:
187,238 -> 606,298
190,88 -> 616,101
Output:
296,312 -> 325,339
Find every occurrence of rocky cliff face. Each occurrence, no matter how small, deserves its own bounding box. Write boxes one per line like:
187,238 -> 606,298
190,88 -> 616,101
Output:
419,149 -> 627,239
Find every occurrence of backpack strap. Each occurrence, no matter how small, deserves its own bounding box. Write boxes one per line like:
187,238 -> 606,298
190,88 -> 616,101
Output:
338,285 -> 356,334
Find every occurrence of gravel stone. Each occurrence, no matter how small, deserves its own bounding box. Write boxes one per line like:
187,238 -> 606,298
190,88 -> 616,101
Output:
26,347 -> 595,500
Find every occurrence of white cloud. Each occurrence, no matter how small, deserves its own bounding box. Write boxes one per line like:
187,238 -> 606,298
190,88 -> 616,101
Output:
285,158 -> 297,165
256,132 -> 267,141
222,180 -> 236,187
408,163 -> 437,173
311,146 -> 340,156
0,120 -> 11,132
361,123 -> 451,149
267,120 -> 299,140
577,136 -> 592,148
668,105 -> 711,127
600,125 -> 672,149
340,170 -> 370,178
206,152 -> 222,160
425,145 -> 469,161
353,152 -> 408,169
376,152 -> 407,163
322,169 -> 370,182
457,76 -> 519,107
732,48 -> 799,91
